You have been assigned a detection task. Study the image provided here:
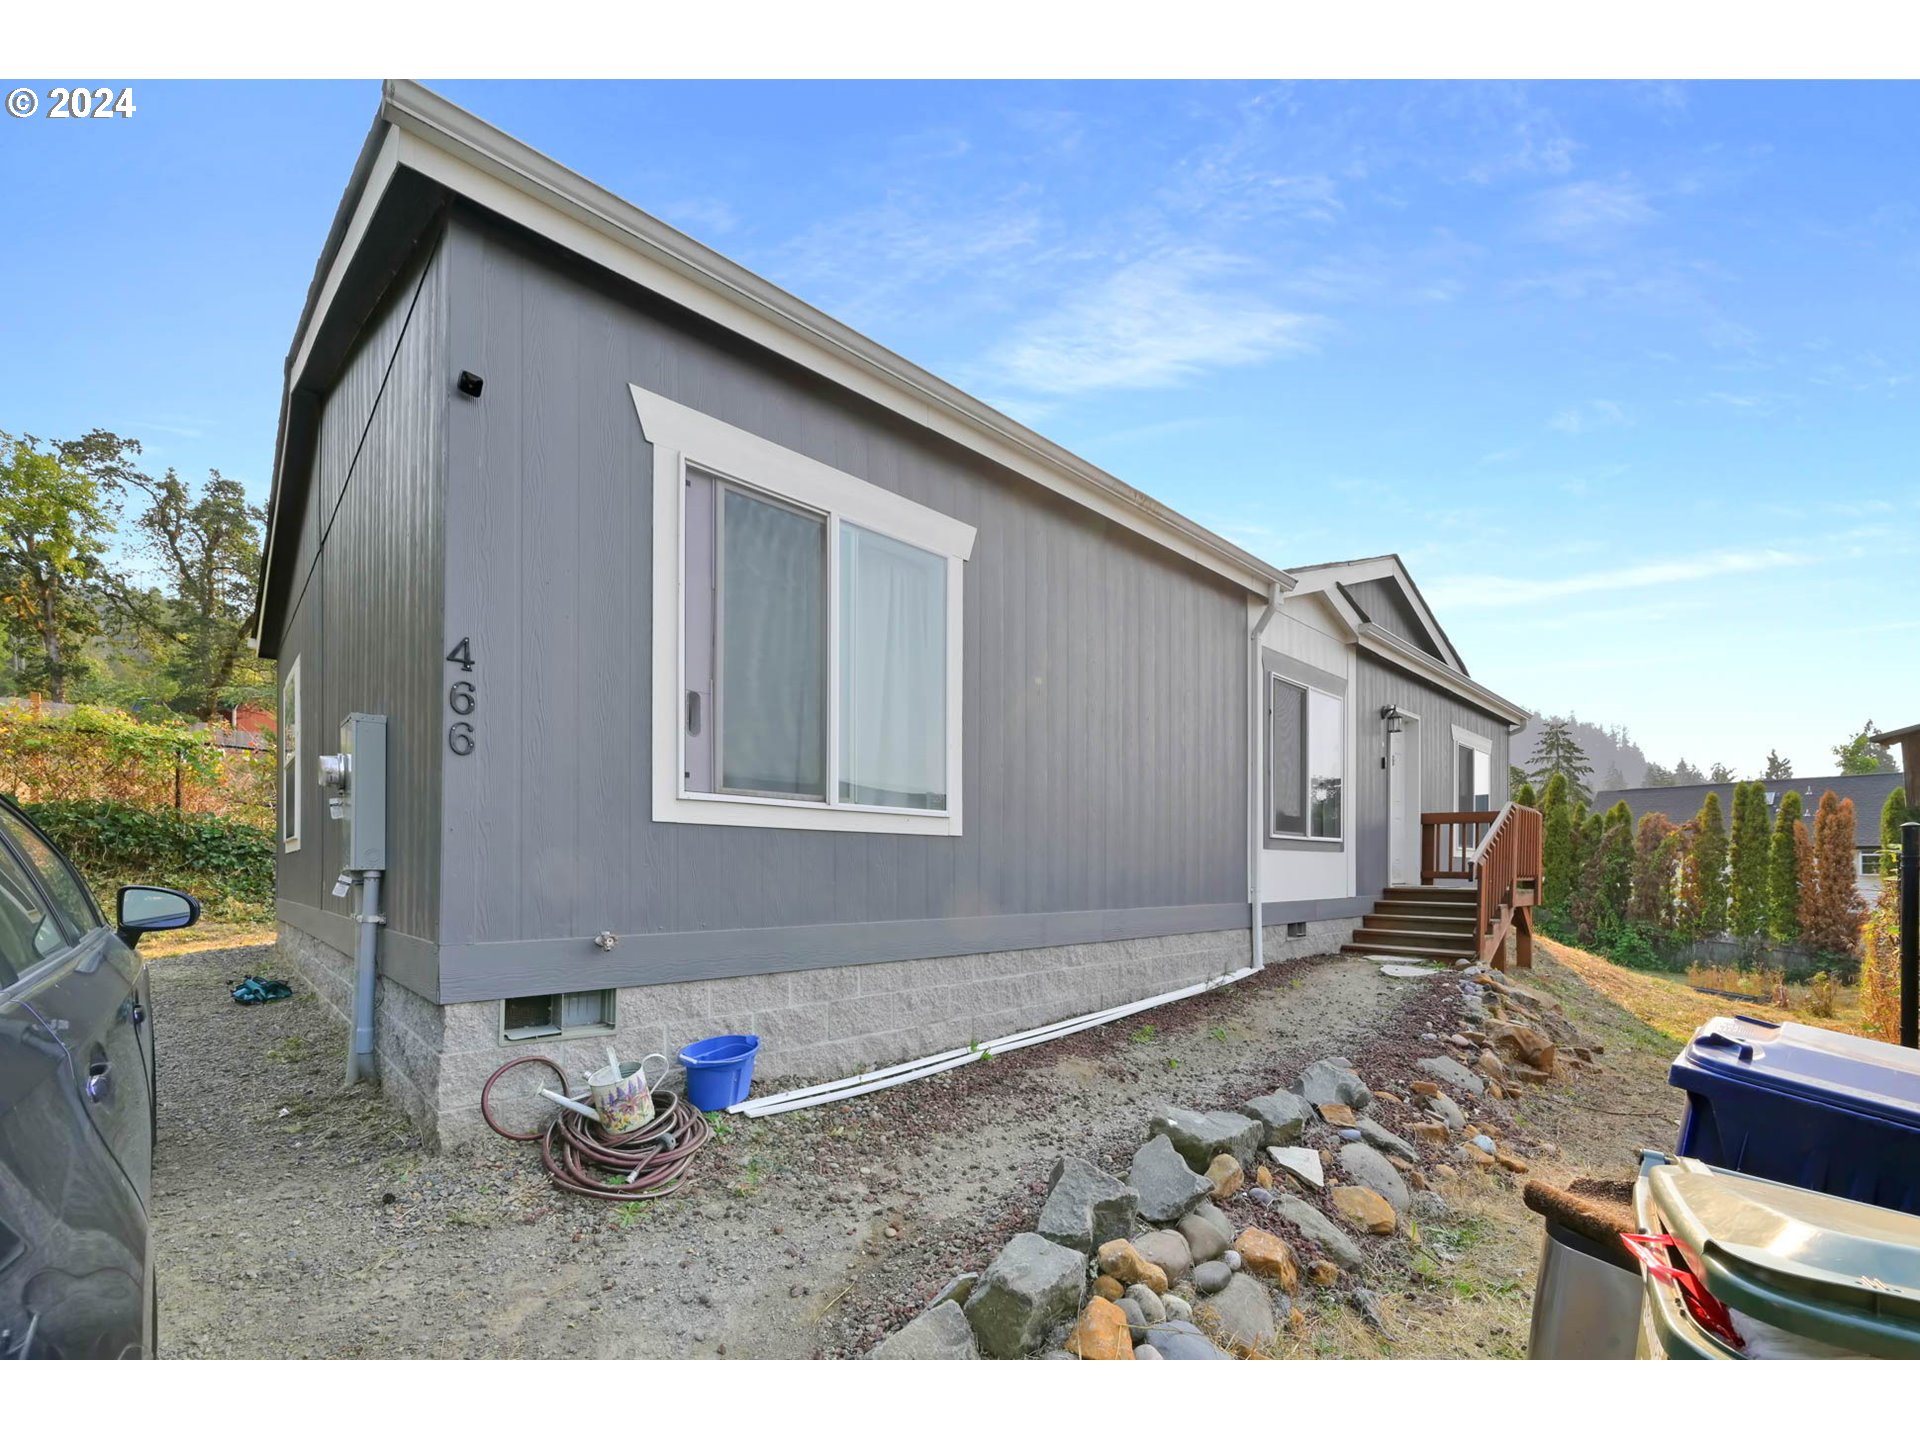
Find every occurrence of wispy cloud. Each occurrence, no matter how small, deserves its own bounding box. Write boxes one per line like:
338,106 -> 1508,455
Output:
1548,399 -> 1628,434
1524,179 -> 1657,246
1425,546 -> 1806,610
984,248 -> 1320,395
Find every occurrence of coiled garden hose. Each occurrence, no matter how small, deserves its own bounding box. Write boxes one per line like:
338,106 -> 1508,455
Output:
481,1055 -> 713,1200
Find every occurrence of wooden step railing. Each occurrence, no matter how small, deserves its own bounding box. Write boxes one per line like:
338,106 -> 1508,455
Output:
1419,804 -> 1543,970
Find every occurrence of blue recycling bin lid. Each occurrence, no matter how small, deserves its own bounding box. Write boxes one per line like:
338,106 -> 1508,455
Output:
1676,1015 -> 1920,1127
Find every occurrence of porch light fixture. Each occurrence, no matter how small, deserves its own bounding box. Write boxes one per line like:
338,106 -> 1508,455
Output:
1380,704 -> 1404,734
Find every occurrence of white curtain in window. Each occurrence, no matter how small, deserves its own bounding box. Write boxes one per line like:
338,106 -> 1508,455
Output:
720,488 -> 827,798
840,524 -> 946,809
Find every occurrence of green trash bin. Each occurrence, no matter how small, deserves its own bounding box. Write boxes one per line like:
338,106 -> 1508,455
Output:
1633,1154 -> 1920,1359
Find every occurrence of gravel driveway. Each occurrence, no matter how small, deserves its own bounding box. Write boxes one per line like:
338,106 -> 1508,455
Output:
151,943 -> 1456,1358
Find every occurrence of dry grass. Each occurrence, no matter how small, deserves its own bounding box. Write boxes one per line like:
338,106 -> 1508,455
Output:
1549,942 -> 1867,1045
142,920 -> 276,958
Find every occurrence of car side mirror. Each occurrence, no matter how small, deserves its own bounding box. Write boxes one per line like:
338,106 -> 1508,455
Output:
117,885 -> 200,945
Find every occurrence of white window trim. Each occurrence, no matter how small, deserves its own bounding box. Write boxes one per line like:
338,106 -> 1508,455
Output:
634,384 -> 975,837
281,655 -> 302,853
1269,673 -> 1345,844
1451,723 -> 1493,812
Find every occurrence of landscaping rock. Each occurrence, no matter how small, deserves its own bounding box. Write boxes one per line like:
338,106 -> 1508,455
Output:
964,1233 -> 1087,1358
1093,1275 -> 1124,1301
872,1300 -> 980,1359
1195,1273 -> 1281,1356
1409,1120 -> 1450,1146
1330,1185 -> 1398,1235
1496,1150 -> 1530,1173
1204,1152 -> 1245,1200
1147,1106 -> 1263,1171
1125,1284 -> 1166,1326
1353,1116 -> 1419,1163
1415,1055 -> 1486,1096
1422,1091 -> 1468,1132
1177,1201 -> 1235,1264
1095,1239 -> 1168,1295
1294,1057 -> 1374,1111
1316,1101 -> 1358,1127
1150,1318 -> 1230,1360
1338,1143 -> 1410,1213
1410,1080 -> 1440,1098
1223,1249 -> 1242,1271
1192,1259 -> 1231,1294
930,1272 -> 978,1310
1118,1296 -> 1148,1344
1037,1156 -> 1140,1253
1487,1019 -> 1556,1069
1307,1259 -> 1340,1287
1129,1134 -> 1213,1223
1131,1229 -> 1192,1287
1067,1297 -> 1134,1360
1458,1142 -> 1496,1170
1234,1228 -> 1300,1293
1254,1163 -> 1274,1189
1267,1144 -> 1324,1190
1408,1191 -> 1451,1222
1271,1192 -> 1365,1269
1249,1185 -> 1275,1205
1133,1344 -> 1164,1360
1239,1090 -> 1314,1146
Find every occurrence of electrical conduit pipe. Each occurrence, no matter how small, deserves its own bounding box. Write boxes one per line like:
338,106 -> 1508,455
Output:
348,869 -> 383,1084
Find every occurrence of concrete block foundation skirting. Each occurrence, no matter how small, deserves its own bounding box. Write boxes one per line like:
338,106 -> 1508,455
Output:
277,915 -> 1355,1149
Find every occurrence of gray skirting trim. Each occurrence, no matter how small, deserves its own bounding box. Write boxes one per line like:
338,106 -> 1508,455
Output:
431,901 -> 1254,1003
278,899 -> 441,1002
1260,896 -> 1372,925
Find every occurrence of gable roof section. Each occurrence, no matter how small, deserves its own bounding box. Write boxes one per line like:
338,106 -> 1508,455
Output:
1286,554 -> 1467,673
250,80 -> 1288,648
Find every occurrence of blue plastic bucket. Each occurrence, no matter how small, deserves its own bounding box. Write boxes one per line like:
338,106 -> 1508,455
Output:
678,1034 -> 760,1111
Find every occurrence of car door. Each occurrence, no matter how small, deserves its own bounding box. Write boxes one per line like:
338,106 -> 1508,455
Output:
0,807 -> 154,1213
0,840 -> 148,1359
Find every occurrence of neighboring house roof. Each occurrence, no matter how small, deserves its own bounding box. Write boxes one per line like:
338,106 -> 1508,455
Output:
249,80 -> 1290,649
1595,771 -> 1907,850
1280,553 -> 1529,729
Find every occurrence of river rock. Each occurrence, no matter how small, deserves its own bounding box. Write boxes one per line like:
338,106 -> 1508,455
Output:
1409,1190 -> 1451,1222
1095,1238 -> 1167,1295
1415,1055 -> 1486,1096
1294,1058 -> 1374,1111
1148,1106 -> 1263,1171
964,1232 -> 1086,1358
1338,1143 -> 1410,1212
1204,1153 -> 1245,1200
1133,1344 -> 1164,1360
1422,1091 -> 1468,1132
1067,1297 -> 1134,1360
1270,1192 -> 1365,1269
1354,1116 -> 1419,1163
1118,1296 -> 1148,1345
1129,1134 -> 1213,1223
1331,1185 -> 1397,1235
1150,1318 -> 1231,1360
1036,1156 -> 1140,1253
1267,1144 -> 1324,1190
1192,1260 -> 1231,1294
1195,1273 -> 1281,1356
1162,1292 -> 1194,1322
1125,1283 -> 1166,1326
1238,1090 -> 1314,1145
1234,1227 -> 1300,1293
1177,1201 -> 1235,1264
871,1300 -> 979,1359
1131,1229 -> 1192,1287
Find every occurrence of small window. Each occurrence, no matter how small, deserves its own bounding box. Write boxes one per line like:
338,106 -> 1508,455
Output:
1269,676 -> 1343,840
1456,743 -> 1491,812
1286,921 -> 1308,938
1861,850 -> 1882,877
501,989 -> 615,1042
281,656 -> 302,853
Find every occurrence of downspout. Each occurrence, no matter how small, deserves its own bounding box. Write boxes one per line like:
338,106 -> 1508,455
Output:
1248,582 -> 1284,970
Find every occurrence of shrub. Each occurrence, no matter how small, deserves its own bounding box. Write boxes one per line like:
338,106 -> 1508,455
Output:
1807,971 -> 1837,1019
22,797 -> 273,921
1767,790 -> 1805,942
0,700 -> 272,819
1800,791 -> 1865,958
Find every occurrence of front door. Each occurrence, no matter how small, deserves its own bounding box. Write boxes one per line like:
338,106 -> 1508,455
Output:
1387,719 -> 1420,885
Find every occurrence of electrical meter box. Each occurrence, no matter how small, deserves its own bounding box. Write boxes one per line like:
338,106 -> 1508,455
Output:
318,712 -> 387,870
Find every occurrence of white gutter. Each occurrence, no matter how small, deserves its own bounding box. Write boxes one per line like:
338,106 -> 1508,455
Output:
1248,582 -> 1285,970
1356,624 -> 1531,727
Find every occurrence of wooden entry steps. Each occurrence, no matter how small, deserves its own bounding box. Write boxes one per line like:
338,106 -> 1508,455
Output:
1340,885 -> 1479,963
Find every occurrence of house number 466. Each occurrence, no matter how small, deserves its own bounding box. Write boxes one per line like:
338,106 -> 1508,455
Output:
446,637 -> 477,756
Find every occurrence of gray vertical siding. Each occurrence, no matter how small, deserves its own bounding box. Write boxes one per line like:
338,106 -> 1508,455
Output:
1352,648 -> 1511,898
1347,578 -> 1443,661
274,236 -> 448,945
433,211 -> 1251,974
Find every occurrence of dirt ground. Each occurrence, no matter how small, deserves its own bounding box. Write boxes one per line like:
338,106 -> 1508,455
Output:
150,936 -> 1691,1359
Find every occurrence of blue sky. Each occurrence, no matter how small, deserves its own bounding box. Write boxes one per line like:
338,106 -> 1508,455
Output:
2,79 -> 1915,777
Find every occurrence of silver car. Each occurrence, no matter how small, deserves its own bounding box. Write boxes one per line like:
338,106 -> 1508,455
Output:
0,800 -> 197,1359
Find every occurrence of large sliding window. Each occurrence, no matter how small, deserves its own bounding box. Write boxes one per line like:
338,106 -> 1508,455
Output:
644,383 -> 975,837
1270,675 -> 1343,841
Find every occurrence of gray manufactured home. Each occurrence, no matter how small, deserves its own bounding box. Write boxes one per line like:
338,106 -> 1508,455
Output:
253,82 -> 1535,1143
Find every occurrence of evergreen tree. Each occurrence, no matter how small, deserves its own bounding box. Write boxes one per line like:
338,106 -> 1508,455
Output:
1514,780 -> 1538,809
1763,749 -> 1793,781
1643,761 -> 1677,787
1569,810 -> 1604,939
1882,787 -> 1913,916
1672,757 -> 1705,784
1654,828 -> 1692,931
1689,791 -> 1729,935
1508,763 -> 1527,796
1728,780 -> 1772,939
1540,771 -> 1575,912
1527,719 -> 1595,806
1630,813 -> 1679,925
1767,790 -> 1805,943
1707,762 -> 1736,783
1801,792 -> 1866,956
